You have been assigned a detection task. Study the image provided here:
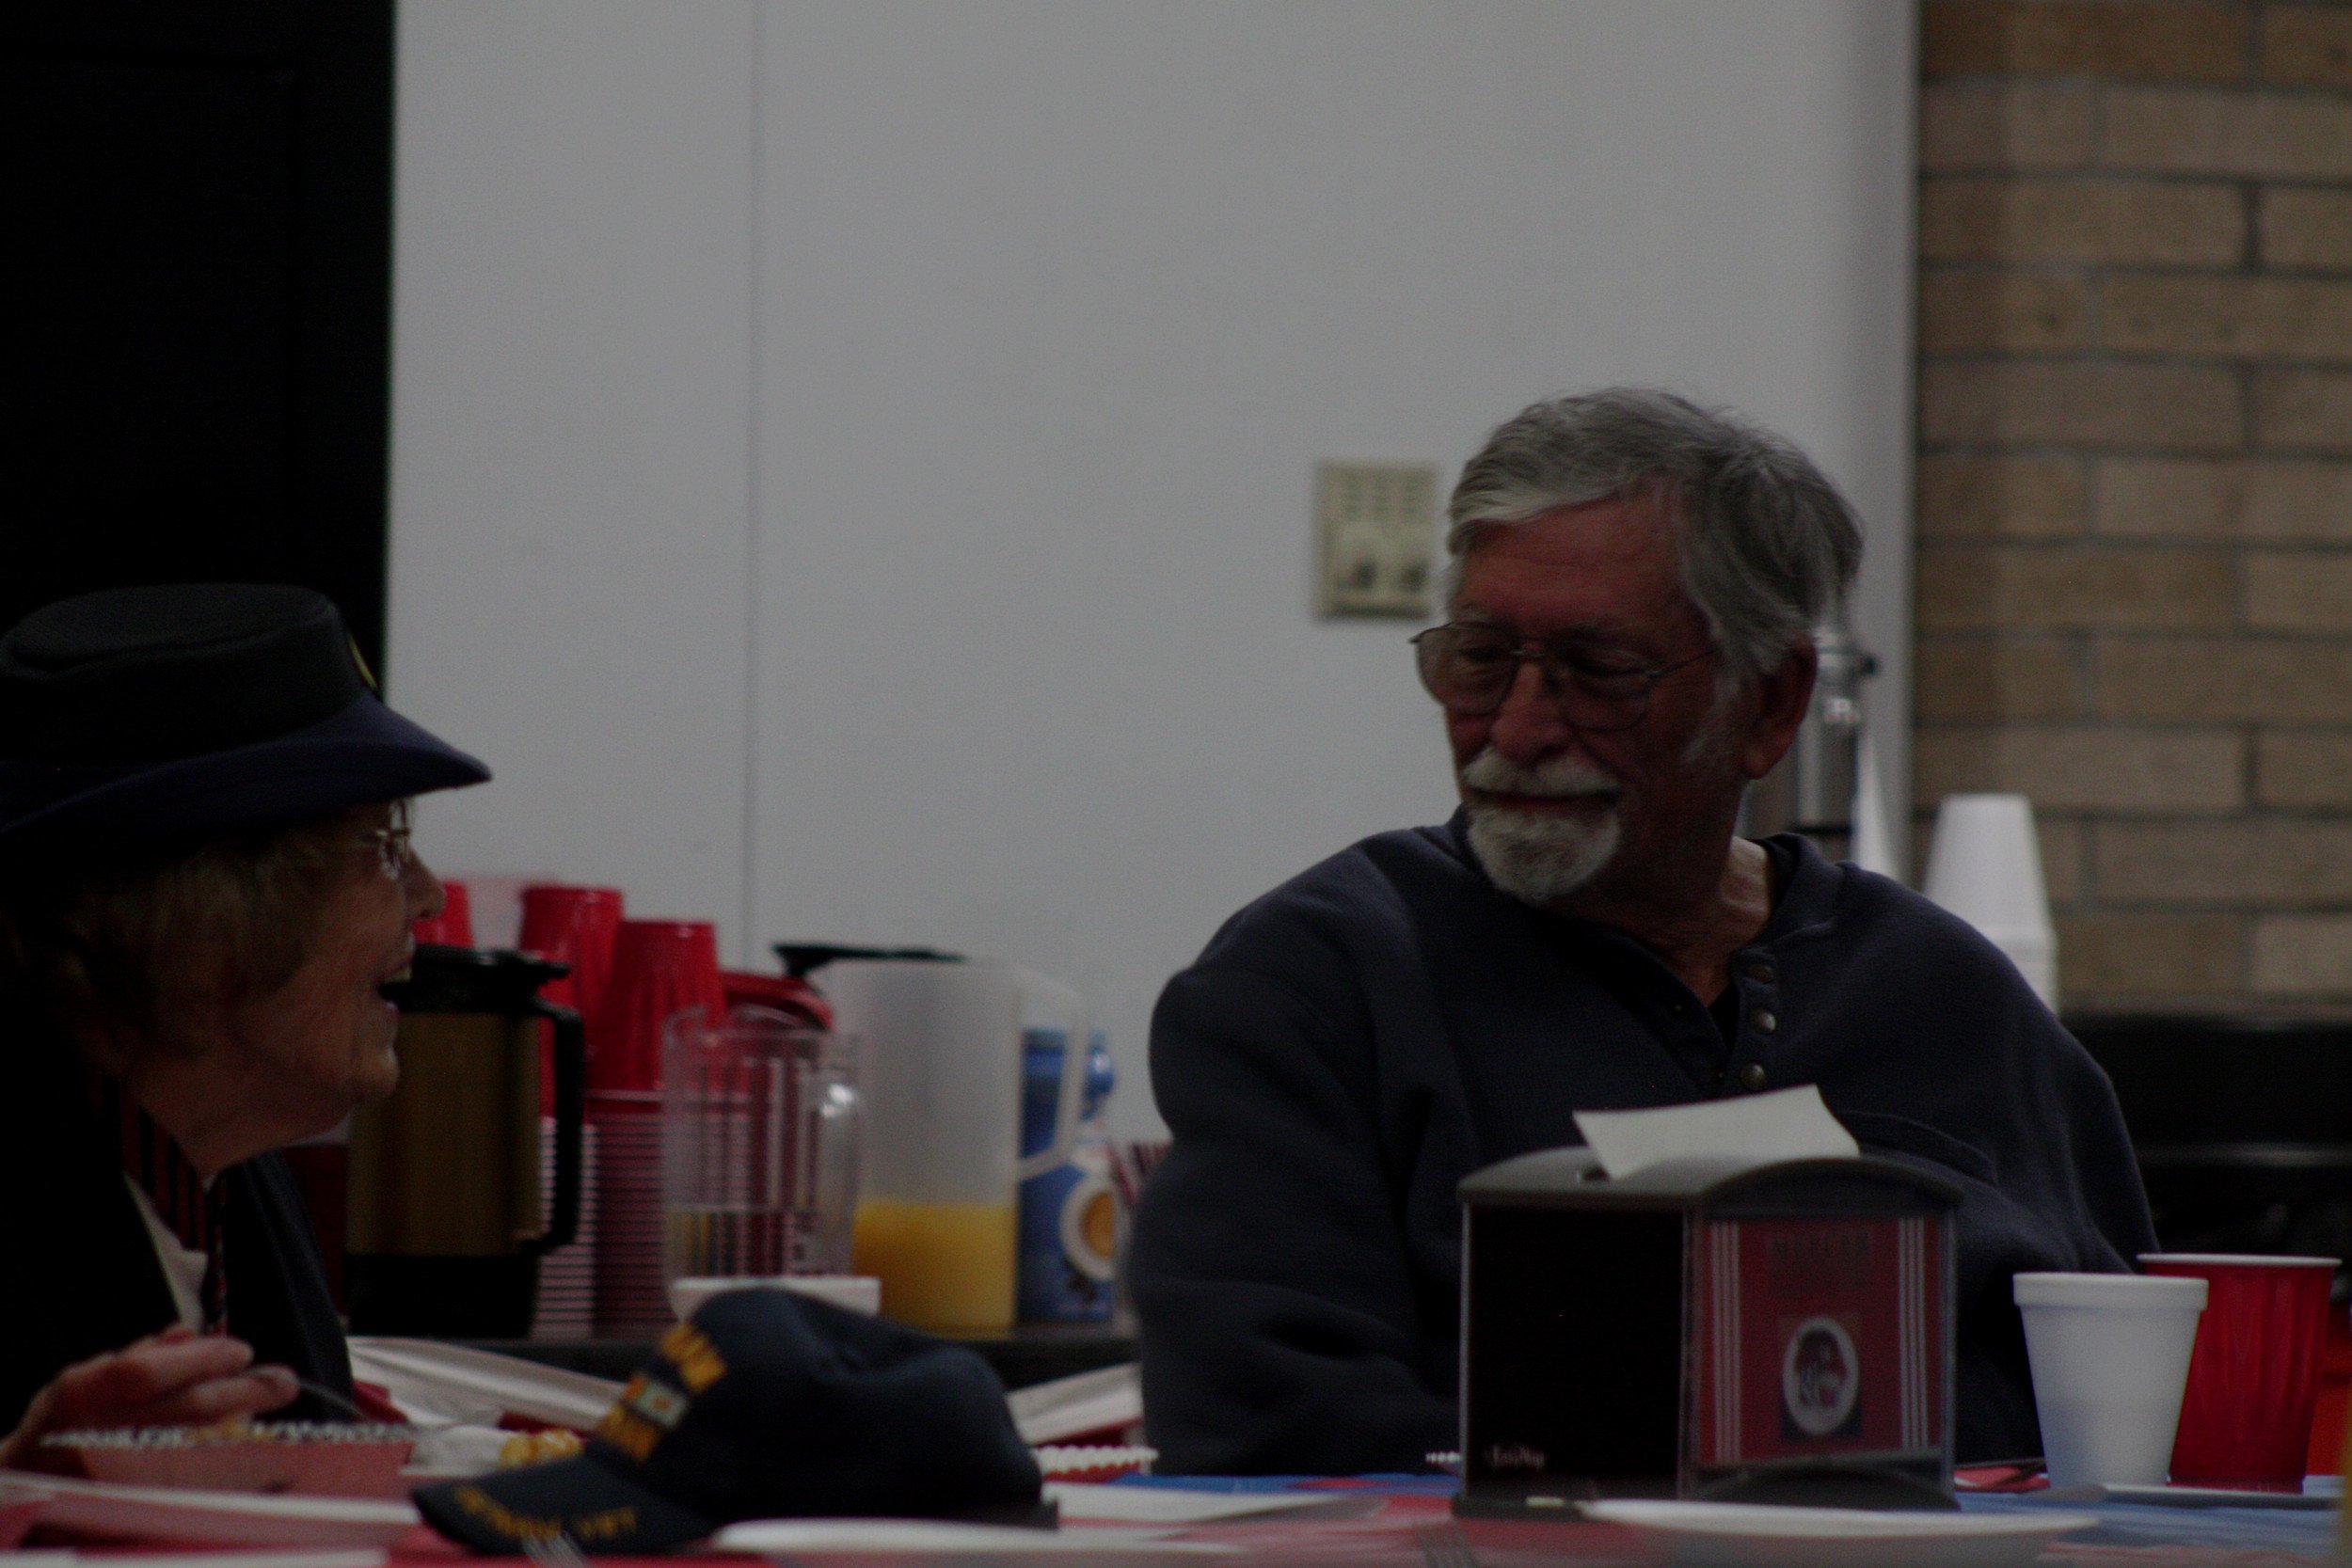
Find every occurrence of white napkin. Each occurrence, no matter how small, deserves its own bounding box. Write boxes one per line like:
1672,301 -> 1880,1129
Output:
1574,1085 -> 1857,1180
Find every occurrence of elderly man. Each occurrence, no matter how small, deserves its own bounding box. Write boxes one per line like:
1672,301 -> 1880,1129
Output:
1129,388 -> 2153,1475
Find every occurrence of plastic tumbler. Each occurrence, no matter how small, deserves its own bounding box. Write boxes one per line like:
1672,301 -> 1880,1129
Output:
517,884 -> 627,1016
2141,1253 -> 2339,1490
520,885 -> 628,1112
2014,1272 -> 2206,1487
591,920 -> 725,1093
661,1009 -> 862,1280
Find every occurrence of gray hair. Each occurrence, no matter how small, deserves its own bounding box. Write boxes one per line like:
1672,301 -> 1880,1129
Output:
1445,388 -> 1863,686
0,809 -> 362,1067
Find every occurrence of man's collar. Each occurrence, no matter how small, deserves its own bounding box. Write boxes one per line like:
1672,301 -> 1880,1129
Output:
1441,805 -> 1846,953
1756,831 -> 1847,946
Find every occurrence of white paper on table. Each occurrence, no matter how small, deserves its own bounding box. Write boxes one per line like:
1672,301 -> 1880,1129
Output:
1007,1364 -> 1140,1445
357,1337 -> 1136,1448
1574,1085 -> 1857,1181
346,1338 -> 619,1430
402,1422 -> 516,1478
1042,1485 -> 1373,1525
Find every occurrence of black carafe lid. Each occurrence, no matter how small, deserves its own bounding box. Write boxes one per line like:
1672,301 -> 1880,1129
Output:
383,943 -> 569,1013
773,942 -> 962,978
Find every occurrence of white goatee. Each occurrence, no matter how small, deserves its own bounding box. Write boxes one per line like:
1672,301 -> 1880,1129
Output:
1458,748 -> 1624,911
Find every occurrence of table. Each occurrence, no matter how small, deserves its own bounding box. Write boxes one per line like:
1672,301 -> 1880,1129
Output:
369,1482 -> 2340,1567
15,1470 -> 2338,1565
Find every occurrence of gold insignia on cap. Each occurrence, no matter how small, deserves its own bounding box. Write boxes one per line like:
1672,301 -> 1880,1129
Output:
450,1487 -> 639,1547
590,1333 -> 723,1465
571,1507 -> 640,1543
346,634 -> 379,693
628,1376 -> 689,1430
596,1376 -> 668,1462
453,1485 -> 563,1544
658,1321 -> 728,1393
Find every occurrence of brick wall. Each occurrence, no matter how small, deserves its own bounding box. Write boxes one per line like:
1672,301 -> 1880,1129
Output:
1914,0 -> 2352,1013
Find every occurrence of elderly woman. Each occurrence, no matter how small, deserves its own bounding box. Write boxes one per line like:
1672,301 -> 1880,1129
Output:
0,583 -> 488,1458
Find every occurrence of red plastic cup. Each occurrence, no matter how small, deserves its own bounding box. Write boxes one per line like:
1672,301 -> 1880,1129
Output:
2141,1252 -> 2339,1489
412,879 -> 474,947
516,885 -> 627,1016
591,920 -> 724,1093
518,886 -> 627,1113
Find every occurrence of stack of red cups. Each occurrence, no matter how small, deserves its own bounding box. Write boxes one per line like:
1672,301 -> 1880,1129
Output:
587,918 -> 724,1334
516,884 -> 626,1339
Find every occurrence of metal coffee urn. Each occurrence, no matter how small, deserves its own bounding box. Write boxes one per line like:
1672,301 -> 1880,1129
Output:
345,946 -> 584,1337
1454,1148 -> 1959,1515
1747,619 -> 1875,862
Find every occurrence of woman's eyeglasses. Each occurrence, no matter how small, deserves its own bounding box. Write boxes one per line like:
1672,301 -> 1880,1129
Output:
358,801 -> 414,880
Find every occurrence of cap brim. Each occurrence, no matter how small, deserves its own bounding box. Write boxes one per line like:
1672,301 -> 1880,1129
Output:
413,1453 -> 714,1556
0,694 -> 489,854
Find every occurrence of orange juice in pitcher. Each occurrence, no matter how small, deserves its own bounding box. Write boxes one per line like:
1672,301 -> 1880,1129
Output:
819,958 -> 1089,1337
851,1199 -> 1018,1334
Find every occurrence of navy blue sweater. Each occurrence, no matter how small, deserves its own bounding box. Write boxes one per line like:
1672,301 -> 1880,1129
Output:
0,1023 -> 355,1432
1129,820 -> 2153,1474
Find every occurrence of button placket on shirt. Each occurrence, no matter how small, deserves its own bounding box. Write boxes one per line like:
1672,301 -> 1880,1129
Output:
1653,988 -> 1727,1094
1732,954 -> 1778,1093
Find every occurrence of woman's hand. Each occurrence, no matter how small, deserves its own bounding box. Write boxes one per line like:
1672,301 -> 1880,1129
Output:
0,1325 -> 299,1470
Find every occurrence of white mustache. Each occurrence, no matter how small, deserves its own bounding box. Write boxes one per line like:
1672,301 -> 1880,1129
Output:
1459,747 -> 1620,800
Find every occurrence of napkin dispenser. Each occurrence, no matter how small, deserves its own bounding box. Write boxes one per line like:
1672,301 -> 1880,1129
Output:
1454,1148 -> 1960,1516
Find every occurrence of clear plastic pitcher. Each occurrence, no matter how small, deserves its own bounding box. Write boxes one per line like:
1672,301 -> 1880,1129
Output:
818,958 -> 1089,1334
661,1006 -> 861,1280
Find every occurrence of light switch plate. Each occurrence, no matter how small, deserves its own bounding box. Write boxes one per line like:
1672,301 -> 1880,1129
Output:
1317,461 -> 1437,619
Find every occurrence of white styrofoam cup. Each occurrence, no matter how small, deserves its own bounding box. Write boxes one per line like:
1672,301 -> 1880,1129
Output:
2013,1272 -> 2207,1488
1924,793 -> 2058,1007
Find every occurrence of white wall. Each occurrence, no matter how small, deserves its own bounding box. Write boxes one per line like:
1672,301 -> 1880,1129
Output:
391,1 -> 1917,1135
389,2 -> 759,928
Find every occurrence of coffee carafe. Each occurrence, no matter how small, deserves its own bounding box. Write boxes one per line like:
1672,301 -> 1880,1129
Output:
345,945 -> 584,1336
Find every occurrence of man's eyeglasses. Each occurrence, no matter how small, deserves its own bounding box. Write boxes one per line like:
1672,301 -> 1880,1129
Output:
1409,623 -> 1716,734
358,801 -> 414,880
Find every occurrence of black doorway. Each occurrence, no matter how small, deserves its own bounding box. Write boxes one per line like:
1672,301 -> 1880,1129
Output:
2,0 -> 395,673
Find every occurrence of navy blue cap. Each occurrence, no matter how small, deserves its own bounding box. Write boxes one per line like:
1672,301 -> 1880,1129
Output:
412,1291 -> 1046,1555
0,584 -> 488,857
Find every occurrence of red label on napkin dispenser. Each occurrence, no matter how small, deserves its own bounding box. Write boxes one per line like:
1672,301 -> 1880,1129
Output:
1692,1216 -> 1944,1468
